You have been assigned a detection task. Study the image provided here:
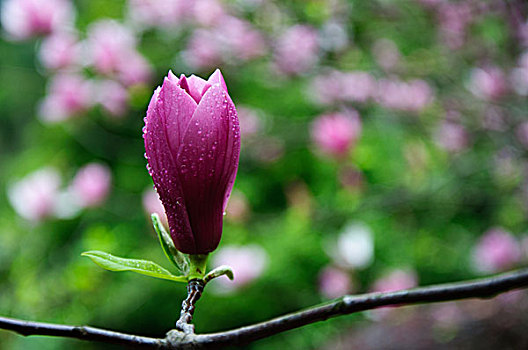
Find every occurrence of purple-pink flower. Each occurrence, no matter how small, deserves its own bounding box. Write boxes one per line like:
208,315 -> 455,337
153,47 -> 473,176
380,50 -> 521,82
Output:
369,268 -> 418,319
128,0 -> 191,29
71,163 -> 112,208
144,69 -> 240,254
318,266 -> 352,299
376,78 -> 434,112
86,20 -> 152,86
237,107 -> 262,138
183,17 -> 265,69
38,31 -> 80,71
310,70 -> 375,105
1,0 -> 74,40
86,20 -> 136,76
311,110 -> 362,158
372,269 -> 418,293
434,121 -> 470,153
210,244 -> 268,292
183,29 -> 223,70
8,167 -> 61,222
372,39 -> 401,71
468,66 -> 508,101
95,80 -> 129,118
192,0 -> 226,27
273,25 -> 319,76
39,73 -> 93,123
472,227 -> 521,273
516,121 -> 528,149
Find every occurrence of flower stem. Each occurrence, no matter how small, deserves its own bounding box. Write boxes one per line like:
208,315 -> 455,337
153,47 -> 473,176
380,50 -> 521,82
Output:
174,254 -> 208,333
175,279 -> 205,334
186,254 -> 208,281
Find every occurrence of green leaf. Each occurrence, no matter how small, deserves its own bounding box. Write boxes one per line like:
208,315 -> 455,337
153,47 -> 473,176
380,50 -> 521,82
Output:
151,213 -> 189,274
204,265 -> 234,284
81,250 -> 187,283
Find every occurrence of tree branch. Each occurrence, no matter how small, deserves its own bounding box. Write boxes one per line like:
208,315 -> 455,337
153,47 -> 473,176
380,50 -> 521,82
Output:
0,316 -> 166,348
2,268 -> 528,349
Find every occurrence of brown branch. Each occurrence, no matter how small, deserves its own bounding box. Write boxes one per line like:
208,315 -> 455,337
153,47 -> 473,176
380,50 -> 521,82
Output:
2,268 -> 528,349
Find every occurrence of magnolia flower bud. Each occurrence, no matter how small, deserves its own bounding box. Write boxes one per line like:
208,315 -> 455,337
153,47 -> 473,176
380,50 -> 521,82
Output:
144,69 -> 240,254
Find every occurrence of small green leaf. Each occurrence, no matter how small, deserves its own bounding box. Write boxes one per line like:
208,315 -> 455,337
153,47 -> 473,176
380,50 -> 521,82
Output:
81,250 -> 187,283
152,213 -> 189,274
204,265 -> 234,284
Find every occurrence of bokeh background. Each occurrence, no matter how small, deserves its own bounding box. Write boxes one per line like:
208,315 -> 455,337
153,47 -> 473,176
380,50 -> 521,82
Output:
1,0 -> 528,349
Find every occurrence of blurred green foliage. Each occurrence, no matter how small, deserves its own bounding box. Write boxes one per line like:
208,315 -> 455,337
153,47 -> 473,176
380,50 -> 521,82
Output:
1,0 -> 527,349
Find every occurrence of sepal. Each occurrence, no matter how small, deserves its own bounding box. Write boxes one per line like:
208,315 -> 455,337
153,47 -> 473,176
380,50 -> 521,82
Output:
152,213 -> 190,274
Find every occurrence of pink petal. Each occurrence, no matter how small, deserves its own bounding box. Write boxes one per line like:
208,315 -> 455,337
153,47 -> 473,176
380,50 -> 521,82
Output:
178,74 -> 210,103
176,84 -> 240,253
144,87 -> 196,253
207,69 -> 228,93
158,76 -> 198,157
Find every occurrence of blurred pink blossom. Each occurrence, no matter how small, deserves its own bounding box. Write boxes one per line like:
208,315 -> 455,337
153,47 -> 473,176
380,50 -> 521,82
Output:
510,67 -> 528,96
318,266 -> 352,299
7,167 -> 61,222
469,66 -> 508,101
128,0 -> 190,29
430,303 -> 464,328
434,121 -> 470,153
516,122 -> 528,149
372,39 -> 400,71
511,52 -> 528,96
184,17 -> 265,69
250,136 -> 285,164
86,19 -> 152,85
237,107 -> 262,138
71,163 -> 112,208
183,29 -> 223,69
310,72 -> 345,105
225,191 -> 250,223
340,72 -> 377,103
369,268 -> 418,319
482,106 -> 507,131
437,2 -> 473,50
376,78 -> 434,112
311,110 -> 362,158
142,187 -> 168,228
492,147 -> 521,183
472,227 -> 521,273
216,16 -> 266,61
39,73 -> 93,123
192,0 -> 226,27
115,51 -> 152,86
86,20 -> 136,76
1,0 -> 74,40
273,25 -> 319,76
210,244 -> 268,293
311,70 -> 376,105
38,31 -> 80,71
95,80 -> 129,118
372,269 -> 418,293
